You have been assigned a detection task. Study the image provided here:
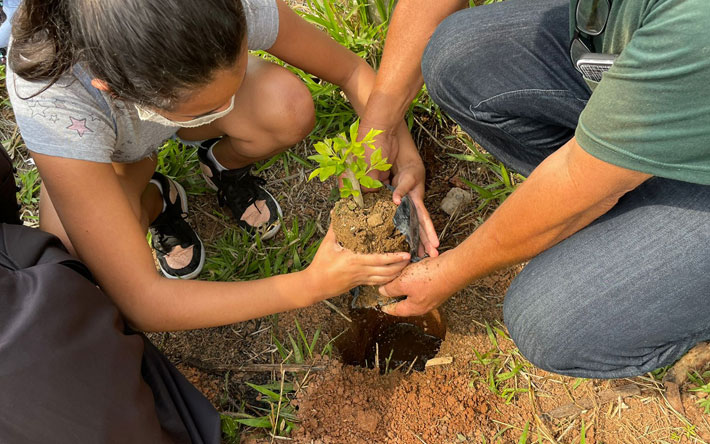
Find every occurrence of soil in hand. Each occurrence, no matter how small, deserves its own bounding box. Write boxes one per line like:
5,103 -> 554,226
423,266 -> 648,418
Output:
331,188 -> 408,308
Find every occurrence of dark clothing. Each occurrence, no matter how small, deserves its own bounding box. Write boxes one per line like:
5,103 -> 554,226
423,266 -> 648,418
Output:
0,146 -> 219,443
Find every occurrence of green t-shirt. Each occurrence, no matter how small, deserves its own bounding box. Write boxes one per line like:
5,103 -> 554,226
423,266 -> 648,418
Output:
571,0 -> 710,185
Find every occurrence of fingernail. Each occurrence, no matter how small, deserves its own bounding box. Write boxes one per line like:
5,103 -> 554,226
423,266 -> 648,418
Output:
381,305 -> 393,315
378,286 -> 388,297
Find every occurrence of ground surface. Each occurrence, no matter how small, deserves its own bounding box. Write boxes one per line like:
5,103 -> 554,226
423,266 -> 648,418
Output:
2,2 -> 709,441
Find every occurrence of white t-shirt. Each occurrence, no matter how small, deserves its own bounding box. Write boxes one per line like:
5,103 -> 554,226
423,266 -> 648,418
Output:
6,0 -> 279,163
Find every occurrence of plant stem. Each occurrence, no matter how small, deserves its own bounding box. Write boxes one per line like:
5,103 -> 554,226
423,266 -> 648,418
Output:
344,167 -> 365,208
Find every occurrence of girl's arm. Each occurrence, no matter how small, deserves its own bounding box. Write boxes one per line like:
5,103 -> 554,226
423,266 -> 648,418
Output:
267,0 -> 439,256
32,152 -> 410,332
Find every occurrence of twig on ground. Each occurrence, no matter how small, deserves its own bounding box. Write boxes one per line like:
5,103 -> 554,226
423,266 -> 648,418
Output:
424,357 -> 453,368
414,116 -> 453,151
406,356 -> 418,375
662,341 -> 710,415
321,300 -> 352,323
543,383 -> 642,420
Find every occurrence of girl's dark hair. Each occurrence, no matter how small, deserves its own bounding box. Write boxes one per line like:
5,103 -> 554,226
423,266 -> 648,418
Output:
9,0 -> 247,109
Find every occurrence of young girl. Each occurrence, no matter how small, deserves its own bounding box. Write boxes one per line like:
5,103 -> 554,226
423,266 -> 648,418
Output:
5,0 -> 436,332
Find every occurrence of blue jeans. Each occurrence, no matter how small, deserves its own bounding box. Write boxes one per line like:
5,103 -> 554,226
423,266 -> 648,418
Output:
421,0 -> 710,378
0,0 -> 20,49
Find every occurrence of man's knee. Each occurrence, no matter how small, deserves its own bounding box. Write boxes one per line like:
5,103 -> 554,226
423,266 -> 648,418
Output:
421,11 -> 473,109
503,272 -> 613,378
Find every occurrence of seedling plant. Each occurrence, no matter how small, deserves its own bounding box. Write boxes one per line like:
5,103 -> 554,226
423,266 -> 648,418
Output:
308,119 -> 391,209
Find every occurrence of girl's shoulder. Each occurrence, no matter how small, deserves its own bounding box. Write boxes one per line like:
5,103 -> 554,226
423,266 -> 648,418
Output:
6,64 -> 172,164
6,65 -> 119,160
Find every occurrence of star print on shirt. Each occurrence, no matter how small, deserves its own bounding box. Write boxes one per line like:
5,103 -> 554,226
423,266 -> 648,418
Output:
28,102 -> 46,118
66,117 -> 94,137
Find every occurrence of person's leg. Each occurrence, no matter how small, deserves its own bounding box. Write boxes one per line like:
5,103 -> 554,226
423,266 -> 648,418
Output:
421,0 -> 590,176
177,55 -> 315,168
39,155 -> 160,256
177,55 -> 314,239
503,178 -> 710,378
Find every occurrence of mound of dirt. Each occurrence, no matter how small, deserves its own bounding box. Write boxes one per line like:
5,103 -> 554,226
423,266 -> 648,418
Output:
293,360 -> 502,444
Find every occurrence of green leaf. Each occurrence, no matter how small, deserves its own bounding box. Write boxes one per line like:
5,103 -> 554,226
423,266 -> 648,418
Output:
372,161 -> 392,172
349,119 -> 359,144
246,382 -> 284,402
354,158 -> 368,174
370,148 -> 382,166
351,142 -> 365,158
333,136 -> 348,155
235,416 -> 273,428
314,140 -> 332,157
340,187 -> 353,199
362,128 -> 383,143
307,154 -> 329,165
318,165 -> 337,181
359,175 -> 382,189
517,421 -> 530,444
308,169 -> 321,182
288,332 -> 304,363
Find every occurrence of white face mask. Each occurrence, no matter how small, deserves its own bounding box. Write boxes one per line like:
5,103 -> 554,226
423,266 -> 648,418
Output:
135,95 -> 235,128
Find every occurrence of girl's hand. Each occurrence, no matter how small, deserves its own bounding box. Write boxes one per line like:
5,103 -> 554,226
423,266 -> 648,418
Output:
304,225 -> 411,301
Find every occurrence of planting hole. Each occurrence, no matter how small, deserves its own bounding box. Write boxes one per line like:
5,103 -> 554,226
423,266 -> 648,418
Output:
335,307 -> 447,372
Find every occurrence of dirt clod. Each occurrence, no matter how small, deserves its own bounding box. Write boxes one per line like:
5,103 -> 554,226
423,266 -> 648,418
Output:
331,189 -> 407,255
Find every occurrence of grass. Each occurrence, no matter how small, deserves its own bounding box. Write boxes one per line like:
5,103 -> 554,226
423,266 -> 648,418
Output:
688,370 -> 710,415
220,317 -> 333,441
272,318 -> 336,364
449,135 -> 526,212
470,321 -> 531,404
203,216 -> 320,282
221,379 -> 299,442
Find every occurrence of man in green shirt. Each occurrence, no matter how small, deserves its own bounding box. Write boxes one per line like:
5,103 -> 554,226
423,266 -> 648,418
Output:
361,0 -> 710,379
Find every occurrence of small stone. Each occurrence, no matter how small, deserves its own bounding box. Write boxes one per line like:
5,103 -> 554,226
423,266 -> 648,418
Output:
440,187 -> 473,216
366,213 -> 384,227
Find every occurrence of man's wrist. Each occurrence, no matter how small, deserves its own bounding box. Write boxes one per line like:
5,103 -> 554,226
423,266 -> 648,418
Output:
437,247 -> 473,294
363,90 -> 410,131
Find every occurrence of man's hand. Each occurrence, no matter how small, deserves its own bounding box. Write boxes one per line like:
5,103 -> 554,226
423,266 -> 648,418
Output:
378,252 -> 460,316
357,117 -> 399,187
390,146 -> 439,257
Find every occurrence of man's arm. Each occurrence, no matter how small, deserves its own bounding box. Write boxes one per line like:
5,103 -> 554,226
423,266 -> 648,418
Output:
379,138 -> 652,317
268,0 -> 445,255
361,0 -> 468,134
